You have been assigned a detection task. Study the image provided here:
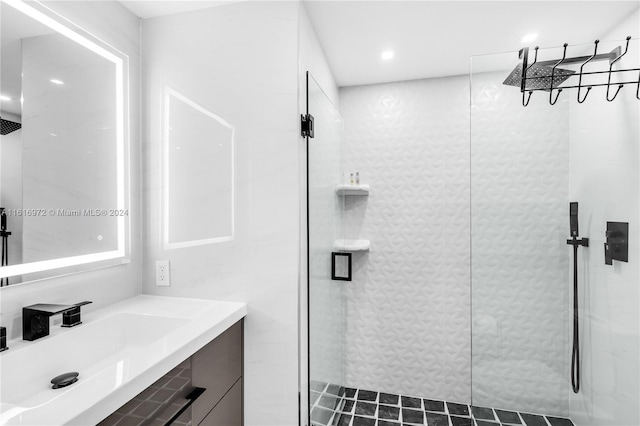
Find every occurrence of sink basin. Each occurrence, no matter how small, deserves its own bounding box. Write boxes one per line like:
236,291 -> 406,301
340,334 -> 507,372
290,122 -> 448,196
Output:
0,295 -> 247,425
1,313 -> 187,405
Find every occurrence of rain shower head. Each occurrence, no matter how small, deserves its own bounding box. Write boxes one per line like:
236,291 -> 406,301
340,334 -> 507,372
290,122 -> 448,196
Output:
503,63 -> 576,91
0,118 -> 21,135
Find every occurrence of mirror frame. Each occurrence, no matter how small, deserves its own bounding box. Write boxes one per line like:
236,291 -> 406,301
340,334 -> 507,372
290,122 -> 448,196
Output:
0,0 -> 128,283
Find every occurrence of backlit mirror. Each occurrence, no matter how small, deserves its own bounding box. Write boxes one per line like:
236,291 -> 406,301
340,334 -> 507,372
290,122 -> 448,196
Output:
0,0 -> 127,286
162,88 -> 234,250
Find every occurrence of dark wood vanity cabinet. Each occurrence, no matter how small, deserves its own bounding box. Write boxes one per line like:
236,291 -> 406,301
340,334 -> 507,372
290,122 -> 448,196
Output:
193,320 -> 243,425
99,320 -> 243,426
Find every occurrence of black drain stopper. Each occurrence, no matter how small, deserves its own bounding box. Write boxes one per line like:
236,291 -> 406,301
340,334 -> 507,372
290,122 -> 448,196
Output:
51,372 -> 79,389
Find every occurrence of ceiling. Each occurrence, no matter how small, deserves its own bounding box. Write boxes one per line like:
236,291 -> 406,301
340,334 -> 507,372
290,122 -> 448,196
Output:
303,1 -> 640,86
119,0 -> 240,19
119,0 -> 639,86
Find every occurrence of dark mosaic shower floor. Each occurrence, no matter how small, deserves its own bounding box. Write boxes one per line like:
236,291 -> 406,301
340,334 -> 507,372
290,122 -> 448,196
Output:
310,382 -> 575,426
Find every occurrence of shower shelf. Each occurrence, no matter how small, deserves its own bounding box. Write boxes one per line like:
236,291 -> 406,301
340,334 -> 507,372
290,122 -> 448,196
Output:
335,184 -> 370,196
333,239 -> 370,252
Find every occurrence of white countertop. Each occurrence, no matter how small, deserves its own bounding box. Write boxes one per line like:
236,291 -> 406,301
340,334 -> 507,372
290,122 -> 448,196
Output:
0,295 -> 247,425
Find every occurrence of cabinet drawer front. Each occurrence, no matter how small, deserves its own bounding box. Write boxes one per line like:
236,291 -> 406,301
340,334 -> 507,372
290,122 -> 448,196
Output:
98,359 -> 192,426
198,379 -> 242,426
192,320 -> 243,424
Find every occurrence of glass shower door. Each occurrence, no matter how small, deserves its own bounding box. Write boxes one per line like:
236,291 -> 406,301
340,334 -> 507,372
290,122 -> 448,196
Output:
470,48 -> 572,419
470,40 -> 639,426
307,72 -> 345,426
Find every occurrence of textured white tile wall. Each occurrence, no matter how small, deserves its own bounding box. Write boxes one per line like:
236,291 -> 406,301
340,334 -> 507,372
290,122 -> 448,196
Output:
470,70 -> 571,415
339,76 -> 471,403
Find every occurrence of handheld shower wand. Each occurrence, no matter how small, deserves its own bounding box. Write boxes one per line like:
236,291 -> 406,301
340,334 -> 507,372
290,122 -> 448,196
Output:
566,202 -> 588,393
570,202 -> 579,237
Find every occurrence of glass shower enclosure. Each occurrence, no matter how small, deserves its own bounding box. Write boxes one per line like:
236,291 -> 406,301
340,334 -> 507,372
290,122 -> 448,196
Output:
470,39 -> 639,426
306,37 -> 639,426
306,72 -> 346,426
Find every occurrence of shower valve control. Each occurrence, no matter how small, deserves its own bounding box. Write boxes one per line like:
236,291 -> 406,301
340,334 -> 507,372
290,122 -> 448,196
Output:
604,222 -> 628,265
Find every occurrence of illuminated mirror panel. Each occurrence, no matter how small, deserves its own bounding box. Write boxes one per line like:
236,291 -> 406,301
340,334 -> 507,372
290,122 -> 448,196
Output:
163,88 -> 234,249
0,0 -> 127,285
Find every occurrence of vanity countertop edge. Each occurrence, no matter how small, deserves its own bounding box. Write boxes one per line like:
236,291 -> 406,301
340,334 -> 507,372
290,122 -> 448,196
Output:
0,295 -> 247,426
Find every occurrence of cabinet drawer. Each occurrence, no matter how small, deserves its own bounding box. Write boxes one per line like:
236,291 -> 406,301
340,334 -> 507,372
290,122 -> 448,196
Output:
98,359 -> 193,426
192,320 -> 243,424
198,379 -> 242,426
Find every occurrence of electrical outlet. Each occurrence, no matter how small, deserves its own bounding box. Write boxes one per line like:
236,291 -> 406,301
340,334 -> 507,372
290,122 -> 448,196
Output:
156,260 -> 170,287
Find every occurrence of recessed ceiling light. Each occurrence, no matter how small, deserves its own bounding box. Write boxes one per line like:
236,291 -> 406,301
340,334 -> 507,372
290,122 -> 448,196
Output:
521,33 -> 538,44
381,50 -> 395,60
0,94 -> 12,101
50,79 -> 64,85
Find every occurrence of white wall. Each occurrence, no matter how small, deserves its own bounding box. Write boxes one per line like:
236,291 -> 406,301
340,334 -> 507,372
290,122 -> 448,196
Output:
141,3 -> 300,424
339,76 -> 471,403
569,11 -> 640,426
299,4 -> 339,108
0,0 -> 141,340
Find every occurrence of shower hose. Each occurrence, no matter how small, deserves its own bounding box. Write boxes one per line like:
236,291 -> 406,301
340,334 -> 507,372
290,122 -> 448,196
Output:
571,243 -> 580,394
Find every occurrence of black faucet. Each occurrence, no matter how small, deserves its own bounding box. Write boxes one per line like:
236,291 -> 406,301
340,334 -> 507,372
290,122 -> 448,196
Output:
22,301 -> 92,341
0,326 -> 7,351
